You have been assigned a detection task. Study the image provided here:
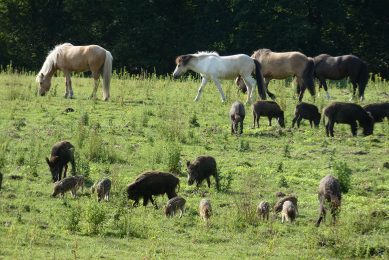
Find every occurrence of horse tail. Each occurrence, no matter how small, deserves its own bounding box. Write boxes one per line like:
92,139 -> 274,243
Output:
303,58 -> 315,96
103,50 -> 113,101
253,59 -> 266,100
357,60 -> 369,98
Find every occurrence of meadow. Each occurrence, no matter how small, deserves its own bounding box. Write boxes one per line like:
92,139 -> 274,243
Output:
0,69 -> 388,259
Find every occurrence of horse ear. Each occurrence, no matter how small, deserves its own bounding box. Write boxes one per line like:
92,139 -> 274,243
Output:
186,160 -> 191,167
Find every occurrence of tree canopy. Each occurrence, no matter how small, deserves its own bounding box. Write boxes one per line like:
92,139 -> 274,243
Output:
0,0 -> 388,77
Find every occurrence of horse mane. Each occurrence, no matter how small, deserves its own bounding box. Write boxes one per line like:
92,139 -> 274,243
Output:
256,48 -> 272,55
36,43 -> 73,81
193,51 -> 219,57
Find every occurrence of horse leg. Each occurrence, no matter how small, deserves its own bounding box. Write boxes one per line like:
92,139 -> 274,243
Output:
321,80 -> 331,99
358,82 -> 366,101
90,73 -> 100,100
194,77 -> 208,102
264,78 -> 276,100
350,82 -> 358,101
241,76 -> 254,103
212,78 -> 226,102
64,72 -> 71,98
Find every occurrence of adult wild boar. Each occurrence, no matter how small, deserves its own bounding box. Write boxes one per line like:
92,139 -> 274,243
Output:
363,102 -> 389,123
187,156 -> 219,190
316,175 -> 342,227
46,141 -> 76,182
127,171 -> 179,208
323,102 -> 374,137
252,101 -> 285,128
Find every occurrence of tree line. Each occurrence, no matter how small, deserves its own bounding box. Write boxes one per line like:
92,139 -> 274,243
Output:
0,0 -> 388,78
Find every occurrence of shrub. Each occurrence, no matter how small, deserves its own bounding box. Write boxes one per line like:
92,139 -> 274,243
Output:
83,201 -> 107,234
332,161 -> 352,193
65,206 -> 81,233
164,142 -> 181,174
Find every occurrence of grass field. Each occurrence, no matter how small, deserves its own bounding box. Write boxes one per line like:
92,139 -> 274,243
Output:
0,70 -> 388,259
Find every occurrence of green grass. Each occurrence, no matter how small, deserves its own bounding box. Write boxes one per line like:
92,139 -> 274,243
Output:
0,71 -> 388,259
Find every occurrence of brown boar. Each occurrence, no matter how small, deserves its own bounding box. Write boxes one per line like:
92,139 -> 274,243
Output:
52,176 -> 82,198
165,196 -> 186,218
187,156 -> 219,190
323,102 -> 374,137
92,178 -> 111,202
363,102 -> 389,123
316,175 -> 342,227
252,101 -> 285,128
292,102 -> 321,128
46,141 -> 76,182
229,101 -> 246,134
257,201 -> 270,220
281,200 -> 297,223
199,198 -> 212,221
127,171 -> 179,208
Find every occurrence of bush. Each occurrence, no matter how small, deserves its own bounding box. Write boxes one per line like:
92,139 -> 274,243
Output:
65,206 -> 81,233
332,161 -> 352,193
164,142 -> 181,174
83,201 -> 107,234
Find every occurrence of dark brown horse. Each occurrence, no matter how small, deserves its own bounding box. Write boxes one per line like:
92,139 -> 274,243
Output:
313,54 -> 368,100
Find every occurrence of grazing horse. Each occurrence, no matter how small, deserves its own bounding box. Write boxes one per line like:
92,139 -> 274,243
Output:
313,54 -> 368,101
36,43 -> 113,100
173,52 -> 266,103
235,49 -> 315,102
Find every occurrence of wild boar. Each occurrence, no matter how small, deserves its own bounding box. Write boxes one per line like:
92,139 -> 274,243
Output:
316,175 -> 342,227
229,101 -> 246,134
165,196 -> 186,218
52,176 -> 82,198
92,178 -> 111,202
363,102 -> 389,123
187,156 -> 219,190
274,195 -> 298,213
257,201 -> 270,220
292,102 -> 321,128
199,198 -> 212,221
234,75 -> 247,94
126,171 -> 179,208
252,101 -> 285,128
323,102 -> 374,136
46,141 -> 76,182
281,200 -> 297,223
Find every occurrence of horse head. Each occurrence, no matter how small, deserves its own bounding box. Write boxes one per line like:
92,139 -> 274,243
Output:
36,72 -> 52,96
173,55 -> 193,78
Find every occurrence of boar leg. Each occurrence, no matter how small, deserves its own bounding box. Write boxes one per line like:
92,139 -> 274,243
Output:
309,120 -> 313,128
268,117 -> 272,126
63,165 -> 67,179
350,121 -> 357,136
206,177 -> 211,188
292,115 -> 298,128
297,117 -> 303,128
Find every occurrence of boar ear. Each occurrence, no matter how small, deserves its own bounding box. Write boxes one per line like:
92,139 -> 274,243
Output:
46,157 -> 51,166
186,161 -> 191,167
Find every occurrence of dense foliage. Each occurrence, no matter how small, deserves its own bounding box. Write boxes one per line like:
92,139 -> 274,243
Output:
0,0 -> 388,77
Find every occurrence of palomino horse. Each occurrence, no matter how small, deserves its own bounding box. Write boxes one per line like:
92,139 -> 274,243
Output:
36,43 -> 113,100
173,52 -> 266,103
313,54 -> 368,101
236,49 -> 315,102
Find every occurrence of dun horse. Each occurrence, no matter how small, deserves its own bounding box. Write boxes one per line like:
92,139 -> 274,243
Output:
173,52 -> 266,103
313,54 -> 368,100
236,49 -> 315,102
36,43 -> 113,100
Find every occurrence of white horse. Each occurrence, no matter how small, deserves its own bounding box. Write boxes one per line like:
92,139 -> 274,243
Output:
36,43 -> 113,100
172,52 -> 266,103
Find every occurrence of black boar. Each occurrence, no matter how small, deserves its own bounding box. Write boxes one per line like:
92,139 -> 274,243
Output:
92,178 -> 111,202
316,175 -> 342,227
363,102 -> 389,123
257,201 -> 270,221
52,176 -> 83,198
46,141 -> 76,182
127,171 -> 179,208
323,102 -> 374,137
281,200 -> 297,223
252,101 -> 285,128
165,196 -> 186,218
186,156 -> 219,190
229,101 -> 246,134
292,102 -> 321,128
